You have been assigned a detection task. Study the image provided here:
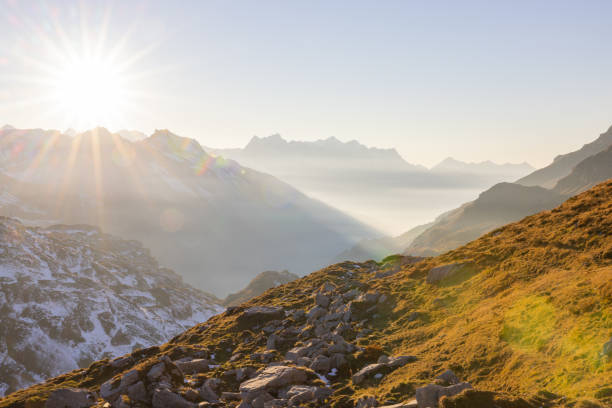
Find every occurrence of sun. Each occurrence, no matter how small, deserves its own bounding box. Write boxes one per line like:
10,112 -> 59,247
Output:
53,56 -> 127,130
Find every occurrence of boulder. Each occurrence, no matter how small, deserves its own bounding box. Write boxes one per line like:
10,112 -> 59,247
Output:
286,385 -> 317,404
352,363 -> 386,385
307,305 -> 327,321
427,263 -> 467,284
175,358 -> 209,374
315,292 -> 330,308
127,381 -> 148,403
436,369 -> 459,385
239,365 -> 310,403
45,388 -> 97,408
152,387 -> 196,408
310,355 -> 331,373
237,307 -> 285,328
415,383 -> 472,408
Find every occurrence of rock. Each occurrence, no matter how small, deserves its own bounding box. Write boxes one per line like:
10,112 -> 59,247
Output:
263,399 -> 287,408
330,353 -> 347,369
109,356 -> 134,370
239,365 -> 310,403
436,369 -> 459,385
237,307 -> 285,328
127,381 -> 148,403
320,282 -> 336,293
45,388 -> 97,408
307,305 -> 327,321
221,392 -> 242,401
387,355 -> 417,367
147,362 -> 165,381
343,289 -> 361,300
251,392 -> 274,408
152,388 -> 196,408
355,396 -> 378,407
415,383 -> 472,408
352,363 -> 386,385
199,382 -> 220,403
315,292 -> 330,308
310,355 -> 331,373
378,355 -> 390,364
427,263 -> 467,284
604,337 -> 612,356
286,385 -> 316,403
175,358 -> 209,374
266,334 -> 280,350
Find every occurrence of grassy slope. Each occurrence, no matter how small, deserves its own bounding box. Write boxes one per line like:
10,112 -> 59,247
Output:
2,182 -> 612,407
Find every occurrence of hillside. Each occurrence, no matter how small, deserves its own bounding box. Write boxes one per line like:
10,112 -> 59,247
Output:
517,125 -> 612,188
405,183 -> 567,256
0,127 -> 378,295
404,125 -> 612,257
0,217 -> 223,397
3,181 -> 611,407
222,270 -> 299,307
553,145 -> 612,196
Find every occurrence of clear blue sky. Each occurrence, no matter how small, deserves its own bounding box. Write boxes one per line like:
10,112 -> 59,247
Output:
1,0 -> 611,167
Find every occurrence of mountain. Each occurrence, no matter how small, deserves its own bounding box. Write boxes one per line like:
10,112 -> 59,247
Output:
553,145 -> 612,195
517,125 -> 612,188
431,157 -> 534,178
222,270 -> 299,307
333,222 -> 433,263
404,125 -> 612,257
405,183 -> 567,256
0,127 -> 378,295
208,135 -> 535,235
0,216 -> 223,397
116,129 -> 148,142
210,134 -> 424,172
4,181 -> 611,407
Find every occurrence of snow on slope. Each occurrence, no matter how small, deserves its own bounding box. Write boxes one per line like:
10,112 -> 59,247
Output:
0,217 -> 223,396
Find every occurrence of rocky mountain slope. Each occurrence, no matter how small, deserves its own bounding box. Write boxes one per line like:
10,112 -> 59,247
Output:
3,181 -> 611,408
404,126 -> 612,257
0,127 -> 378,295
222,270 -> 299,307
517,125 -> 612,188
0,217 -> 223,397
208,135 -> 534,235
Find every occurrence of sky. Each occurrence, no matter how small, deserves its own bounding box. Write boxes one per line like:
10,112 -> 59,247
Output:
1,0 -> 612,168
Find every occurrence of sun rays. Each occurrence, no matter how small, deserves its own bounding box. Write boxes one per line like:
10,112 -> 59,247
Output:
1,1 -> 160,132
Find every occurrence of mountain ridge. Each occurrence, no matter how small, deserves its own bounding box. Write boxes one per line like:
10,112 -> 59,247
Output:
0,126 -> 379,295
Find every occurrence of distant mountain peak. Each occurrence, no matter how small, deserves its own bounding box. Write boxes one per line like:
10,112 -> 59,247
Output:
1,124 -> 15,131
431,157 -> 534,175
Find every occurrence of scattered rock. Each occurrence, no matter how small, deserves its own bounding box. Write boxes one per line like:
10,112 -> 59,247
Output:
45,388 -> 97,408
